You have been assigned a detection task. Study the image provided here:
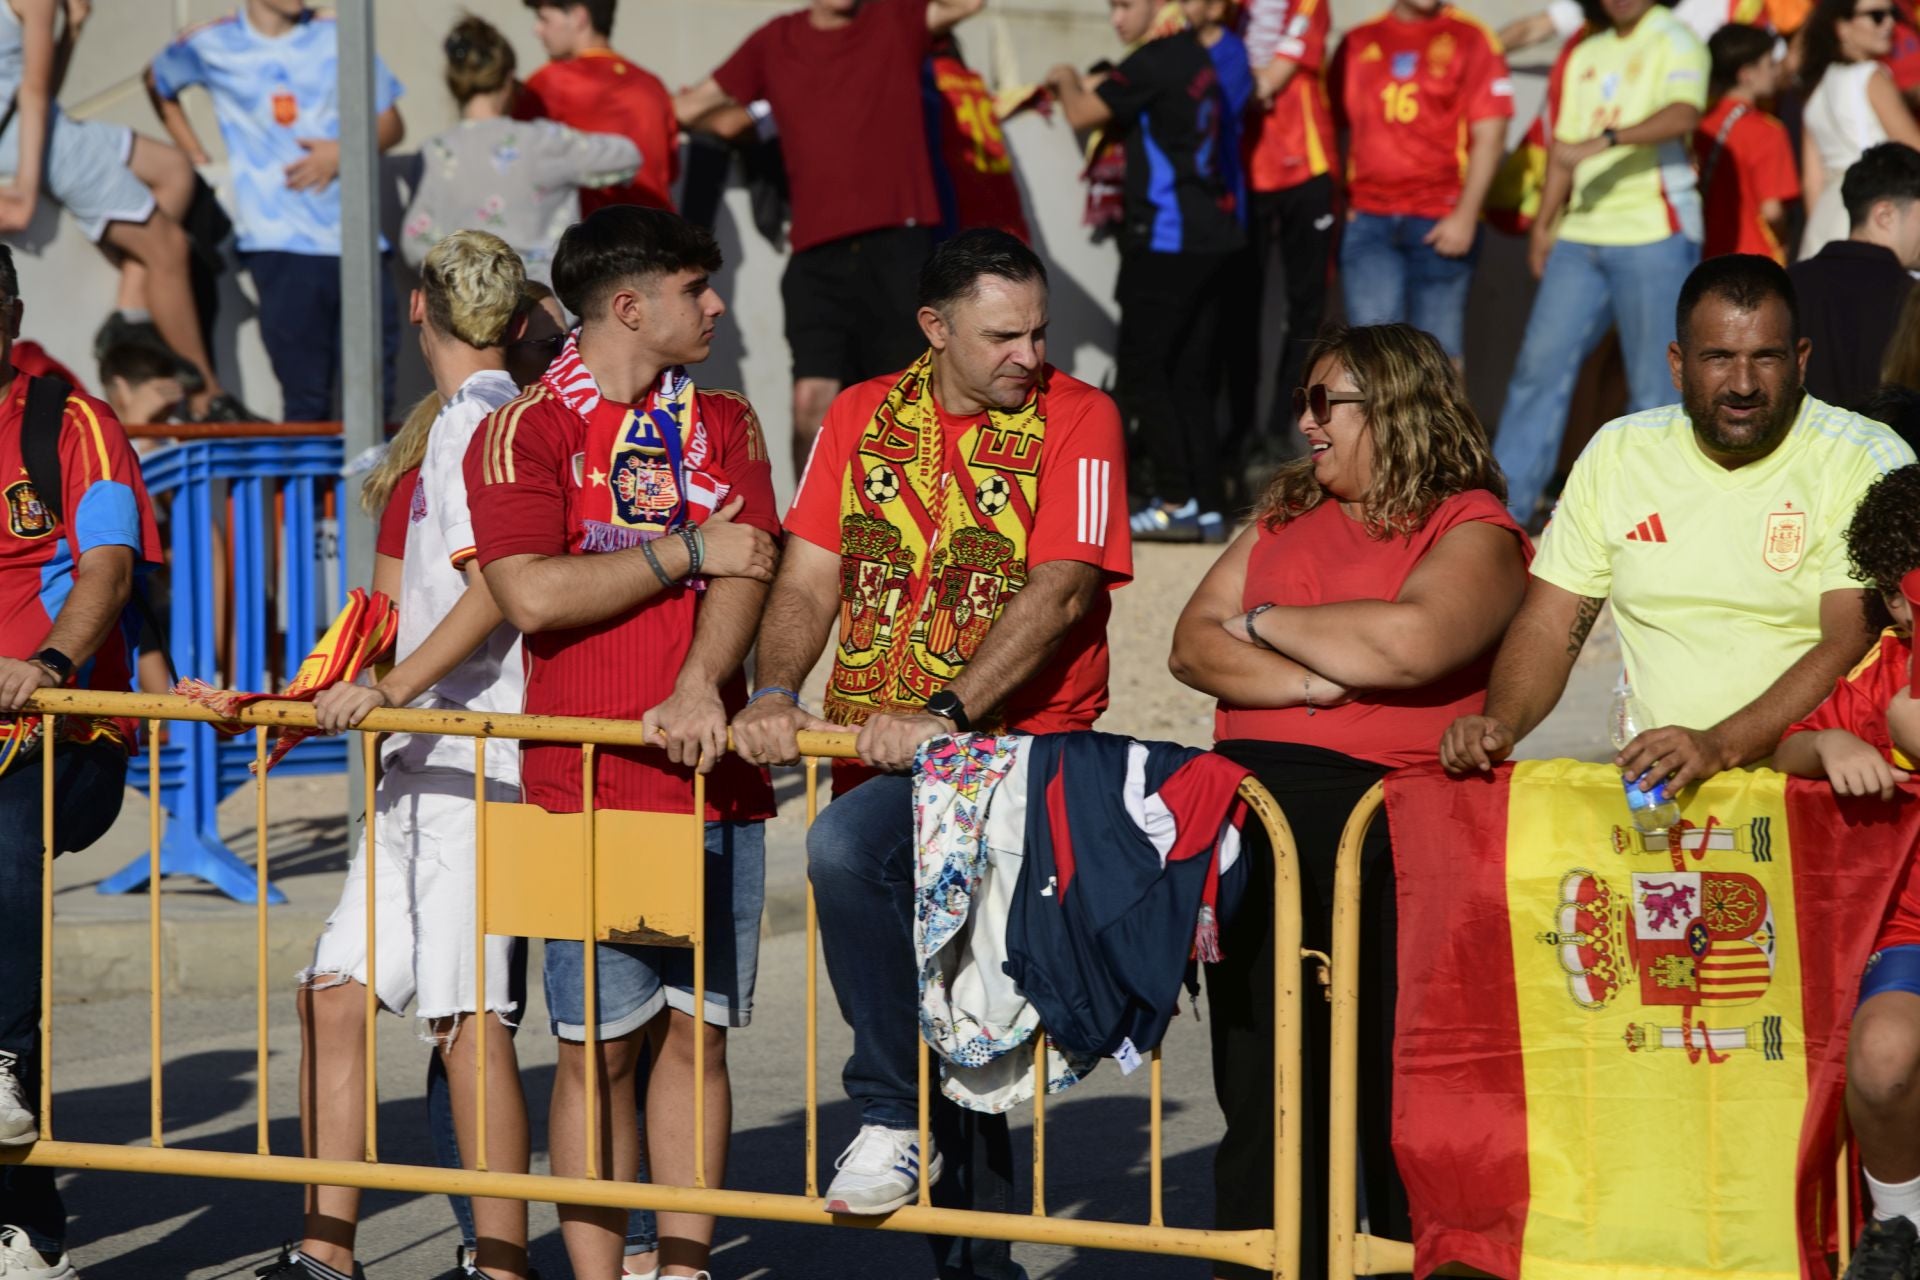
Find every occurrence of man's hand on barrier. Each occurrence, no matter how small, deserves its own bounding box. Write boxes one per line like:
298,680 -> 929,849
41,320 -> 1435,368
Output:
1440,714 -> 1516,775
1614,724 -> 1730,795
1812,728 -> 1911,801
0,656 -> 58,713
313,682 -> 391,735
285,138 -> 341,191
645,682 -> 729,775
730,694 -> 834,768
858,712 -> 953,774
700,497 -> 778,582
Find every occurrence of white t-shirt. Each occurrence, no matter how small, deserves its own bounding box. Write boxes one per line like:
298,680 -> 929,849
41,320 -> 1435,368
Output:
383,369 -> 525,781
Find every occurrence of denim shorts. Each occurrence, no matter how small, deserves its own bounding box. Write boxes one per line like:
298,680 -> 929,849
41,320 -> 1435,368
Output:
544,821 -> 765,1040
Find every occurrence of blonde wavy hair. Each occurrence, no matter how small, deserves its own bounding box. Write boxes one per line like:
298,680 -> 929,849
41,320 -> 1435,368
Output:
420,229 -> 526,350
1258,323 -> 1506,540
360,391 -> 443,518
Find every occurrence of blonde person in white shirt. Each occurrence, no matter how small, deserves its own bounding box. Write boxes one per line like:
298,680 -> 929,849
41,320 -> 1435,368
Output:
402,15 -> 640,288
265,231 -> 533,1280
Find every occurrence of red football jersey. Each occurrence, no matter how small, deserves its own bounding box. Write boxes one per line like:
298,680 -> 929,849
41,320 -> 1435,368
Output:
1330,6 -> 1514,218
1784,629 -> 1920,947
465,378 -> 778,820
1245,0 -> 1337,193
517,49 -> 679,213
785,365 -> 1132,743
0,375 -> 161,744
1697,98 -> 1800,264
928,47 -> 1031,241
375,466 -> 419,561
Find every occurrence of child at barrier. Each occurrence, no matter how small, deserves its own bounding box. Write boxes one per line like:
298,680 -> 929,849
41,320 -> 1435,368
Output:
255,230 -> 531,1280
465,205 -> 779,1280
0,242 -> 162,1280
1776,461 -> 1920,1279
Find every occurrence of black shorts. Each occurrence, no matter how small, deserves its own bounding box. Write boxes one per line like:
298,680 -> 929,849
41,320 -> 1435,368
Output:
781,225 -> 933,384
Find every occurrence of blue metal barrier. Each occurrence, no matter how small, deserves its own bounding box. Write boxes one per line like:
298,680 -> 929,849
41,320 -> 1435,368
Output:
101,433 -> 349,904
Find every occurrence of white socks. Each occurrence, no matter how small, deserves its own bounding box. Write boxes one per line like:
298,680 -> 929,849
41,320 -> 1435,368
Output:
1867,1167 -> 1920,1228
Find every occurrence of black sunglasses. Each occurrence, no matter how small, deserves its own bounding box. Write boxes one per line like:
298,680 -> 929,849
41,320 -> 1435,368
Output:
1857,7 -> 1896,22
1292,383 -> 1367,425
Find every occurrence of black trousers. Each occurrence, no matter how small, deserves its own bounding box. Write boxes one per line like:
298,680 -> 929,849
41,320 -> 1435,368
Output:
1114,249 -> 1237,511
1252,176 -> 1336,440
1207,740 -> 1406,1280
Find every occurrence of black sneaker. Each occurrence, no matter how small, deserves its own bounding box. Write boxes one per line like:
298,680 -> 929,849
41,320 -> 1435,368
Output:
1843,1216 -> 1920,1280
254,1243 -> 368,1280
196,392 -> 264,424
446,1245 -> 541,1280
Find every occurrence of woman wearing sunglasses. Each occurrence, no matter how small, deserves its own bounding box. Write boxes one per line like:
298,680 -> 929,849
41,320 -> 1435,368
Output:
1167,323 -> 1531,1280
1799,0 -> 1920,256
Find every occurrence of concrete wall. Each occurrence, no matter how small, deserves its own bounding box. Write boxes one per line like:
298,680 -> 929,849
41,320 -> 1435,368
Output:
12,0 -> 1549,499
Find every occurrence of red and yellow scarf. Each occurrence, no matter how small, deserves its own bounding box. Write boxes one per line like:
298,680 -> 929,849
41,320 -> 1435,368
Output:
826,353 -> 1049,726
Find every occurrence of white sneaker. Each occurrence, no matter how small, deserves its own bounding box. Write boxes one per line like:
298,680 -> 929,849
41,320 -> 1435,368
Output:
620,1263 -> 659,1280
824,1125 -> 943,1215
0,1227 -> 75,1278
0,1054 -> 35,1147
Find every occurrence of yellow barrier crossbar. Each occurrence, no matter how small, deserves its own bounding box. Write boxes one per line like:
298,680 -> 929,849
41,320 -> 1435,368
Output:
13,687 -> 1307,1277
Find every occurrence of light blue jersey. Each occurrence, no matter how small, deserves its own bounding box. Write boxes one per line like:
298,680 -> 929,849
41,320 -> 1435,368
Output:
150,7 -> 402,256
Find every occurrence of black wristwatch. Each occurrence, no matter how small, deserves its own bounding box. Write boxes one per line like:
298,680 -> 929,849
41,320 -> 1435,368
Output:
32,647 -> 72,683
1601,127 -> 1620,149
925,689 -> 973,733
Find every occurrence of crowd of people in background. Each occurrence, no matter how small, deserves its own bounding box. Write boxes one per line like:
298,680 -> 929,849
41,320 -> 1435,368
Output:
12,1 -> 1920,1280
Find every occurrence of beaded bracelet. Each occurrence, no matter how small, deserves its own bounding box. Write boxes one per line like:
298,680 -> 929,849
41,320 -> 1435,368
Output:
747,685 -> 806,711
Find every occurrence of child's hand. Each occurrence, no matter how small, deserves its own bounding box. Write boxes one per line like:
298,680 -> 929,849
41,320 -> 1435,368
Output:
1816,729 -> 1910,800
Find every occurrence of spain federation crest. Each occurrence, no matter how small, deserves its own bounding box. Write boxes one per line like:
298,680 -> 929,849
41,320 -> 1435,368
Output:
6,481 -> 52,539
1763,509 -> 1805,573
609,448 -> 680,528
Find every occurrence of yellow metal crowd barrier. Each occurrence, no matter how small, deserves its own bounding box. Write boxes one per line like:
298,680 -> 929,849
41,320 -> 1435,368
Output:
0,688 -> 1309,1277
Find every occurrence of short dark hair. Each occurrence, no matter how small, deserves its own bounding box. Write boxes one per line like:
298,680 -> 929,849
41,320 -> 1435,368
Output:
1707,24 -> 1774,97
1844,142 -> 1920,228
1846,461 -> 1920,630
1675,253 -> 1799,346
524,0 -> 615,37
1861,382 -> 1920,451
551,205 -> 722,320
98,342 -> 179,389
0,244 -> 19,303
917,228 -> 1048,314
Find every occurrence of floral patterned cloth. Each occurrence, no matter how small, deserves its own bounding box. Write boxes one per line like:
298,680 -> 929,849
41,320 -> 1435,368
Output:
401,117 -> 639,287
913,733 -> 1097,1113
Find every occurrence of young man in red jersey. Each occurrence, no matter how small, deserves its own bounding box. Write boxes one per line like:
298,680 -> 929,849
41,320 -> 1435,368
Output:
1329,0 -> 1512,364
1697,24 -> 1799,263
731,228 -> 1130,1277
673,0 -> 988,476
464,206 -> 779,1280
0,242 -> 161,1277
516,0 -> 678,213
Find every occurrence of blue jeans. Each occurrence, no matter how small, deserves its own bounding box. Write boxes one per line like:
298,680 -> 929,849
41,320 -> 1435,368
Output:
425,948 -> 658,1257
808,774 -> 1027,1280
243,250 -> 399,423
0,740 -> 129,1254
1494,233 -> 1700,524
1338,212 -> 1480,360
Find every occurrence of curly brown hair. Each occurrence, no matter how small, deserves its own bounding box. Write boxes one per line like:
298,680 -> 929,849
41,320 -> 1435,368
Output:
1257,323 -> 1506,539
1846,463 -> 1920,631
445,15 -> 516,106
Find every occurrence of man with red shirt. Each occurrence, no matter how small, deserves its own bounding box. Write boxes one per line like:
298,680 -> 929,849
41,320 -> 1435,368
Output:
0,243 -> 160,1273
515,0 -> 678,213
673,0 -> 988,476
464,206 -> 779,1280
1697,24 -> 1800,263
1245,0 -> 1338,425
731,231 -> 1129,1274
1330,0 -> 1513,362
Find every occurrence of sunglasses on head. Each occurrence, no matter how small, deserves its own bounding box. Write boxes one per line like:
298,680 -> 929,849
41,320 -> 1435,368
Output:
1292,383 -> 1367,425
1857,7 -> 1896,22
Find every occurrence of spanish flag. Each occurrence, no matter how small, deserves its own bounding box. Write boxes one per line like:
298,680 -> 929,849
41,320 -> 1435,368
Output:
1385,761 -> 1920,1279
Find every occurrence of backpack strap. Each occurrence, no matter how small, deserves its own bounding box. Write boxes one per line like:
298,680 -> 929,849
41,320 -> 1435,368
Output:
1700,103 -> 1750,202
21,375 -> 71,525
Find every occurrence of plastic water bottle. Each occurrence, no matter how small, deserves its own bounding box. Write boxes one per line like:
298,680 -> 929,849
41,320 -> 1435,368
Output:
1609,685 -> 1681,834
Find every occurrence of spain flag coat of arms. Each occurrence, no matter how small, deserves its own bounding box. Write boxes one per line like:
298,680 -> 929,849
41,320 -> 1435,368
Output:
1384,761 -> 1920,1279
